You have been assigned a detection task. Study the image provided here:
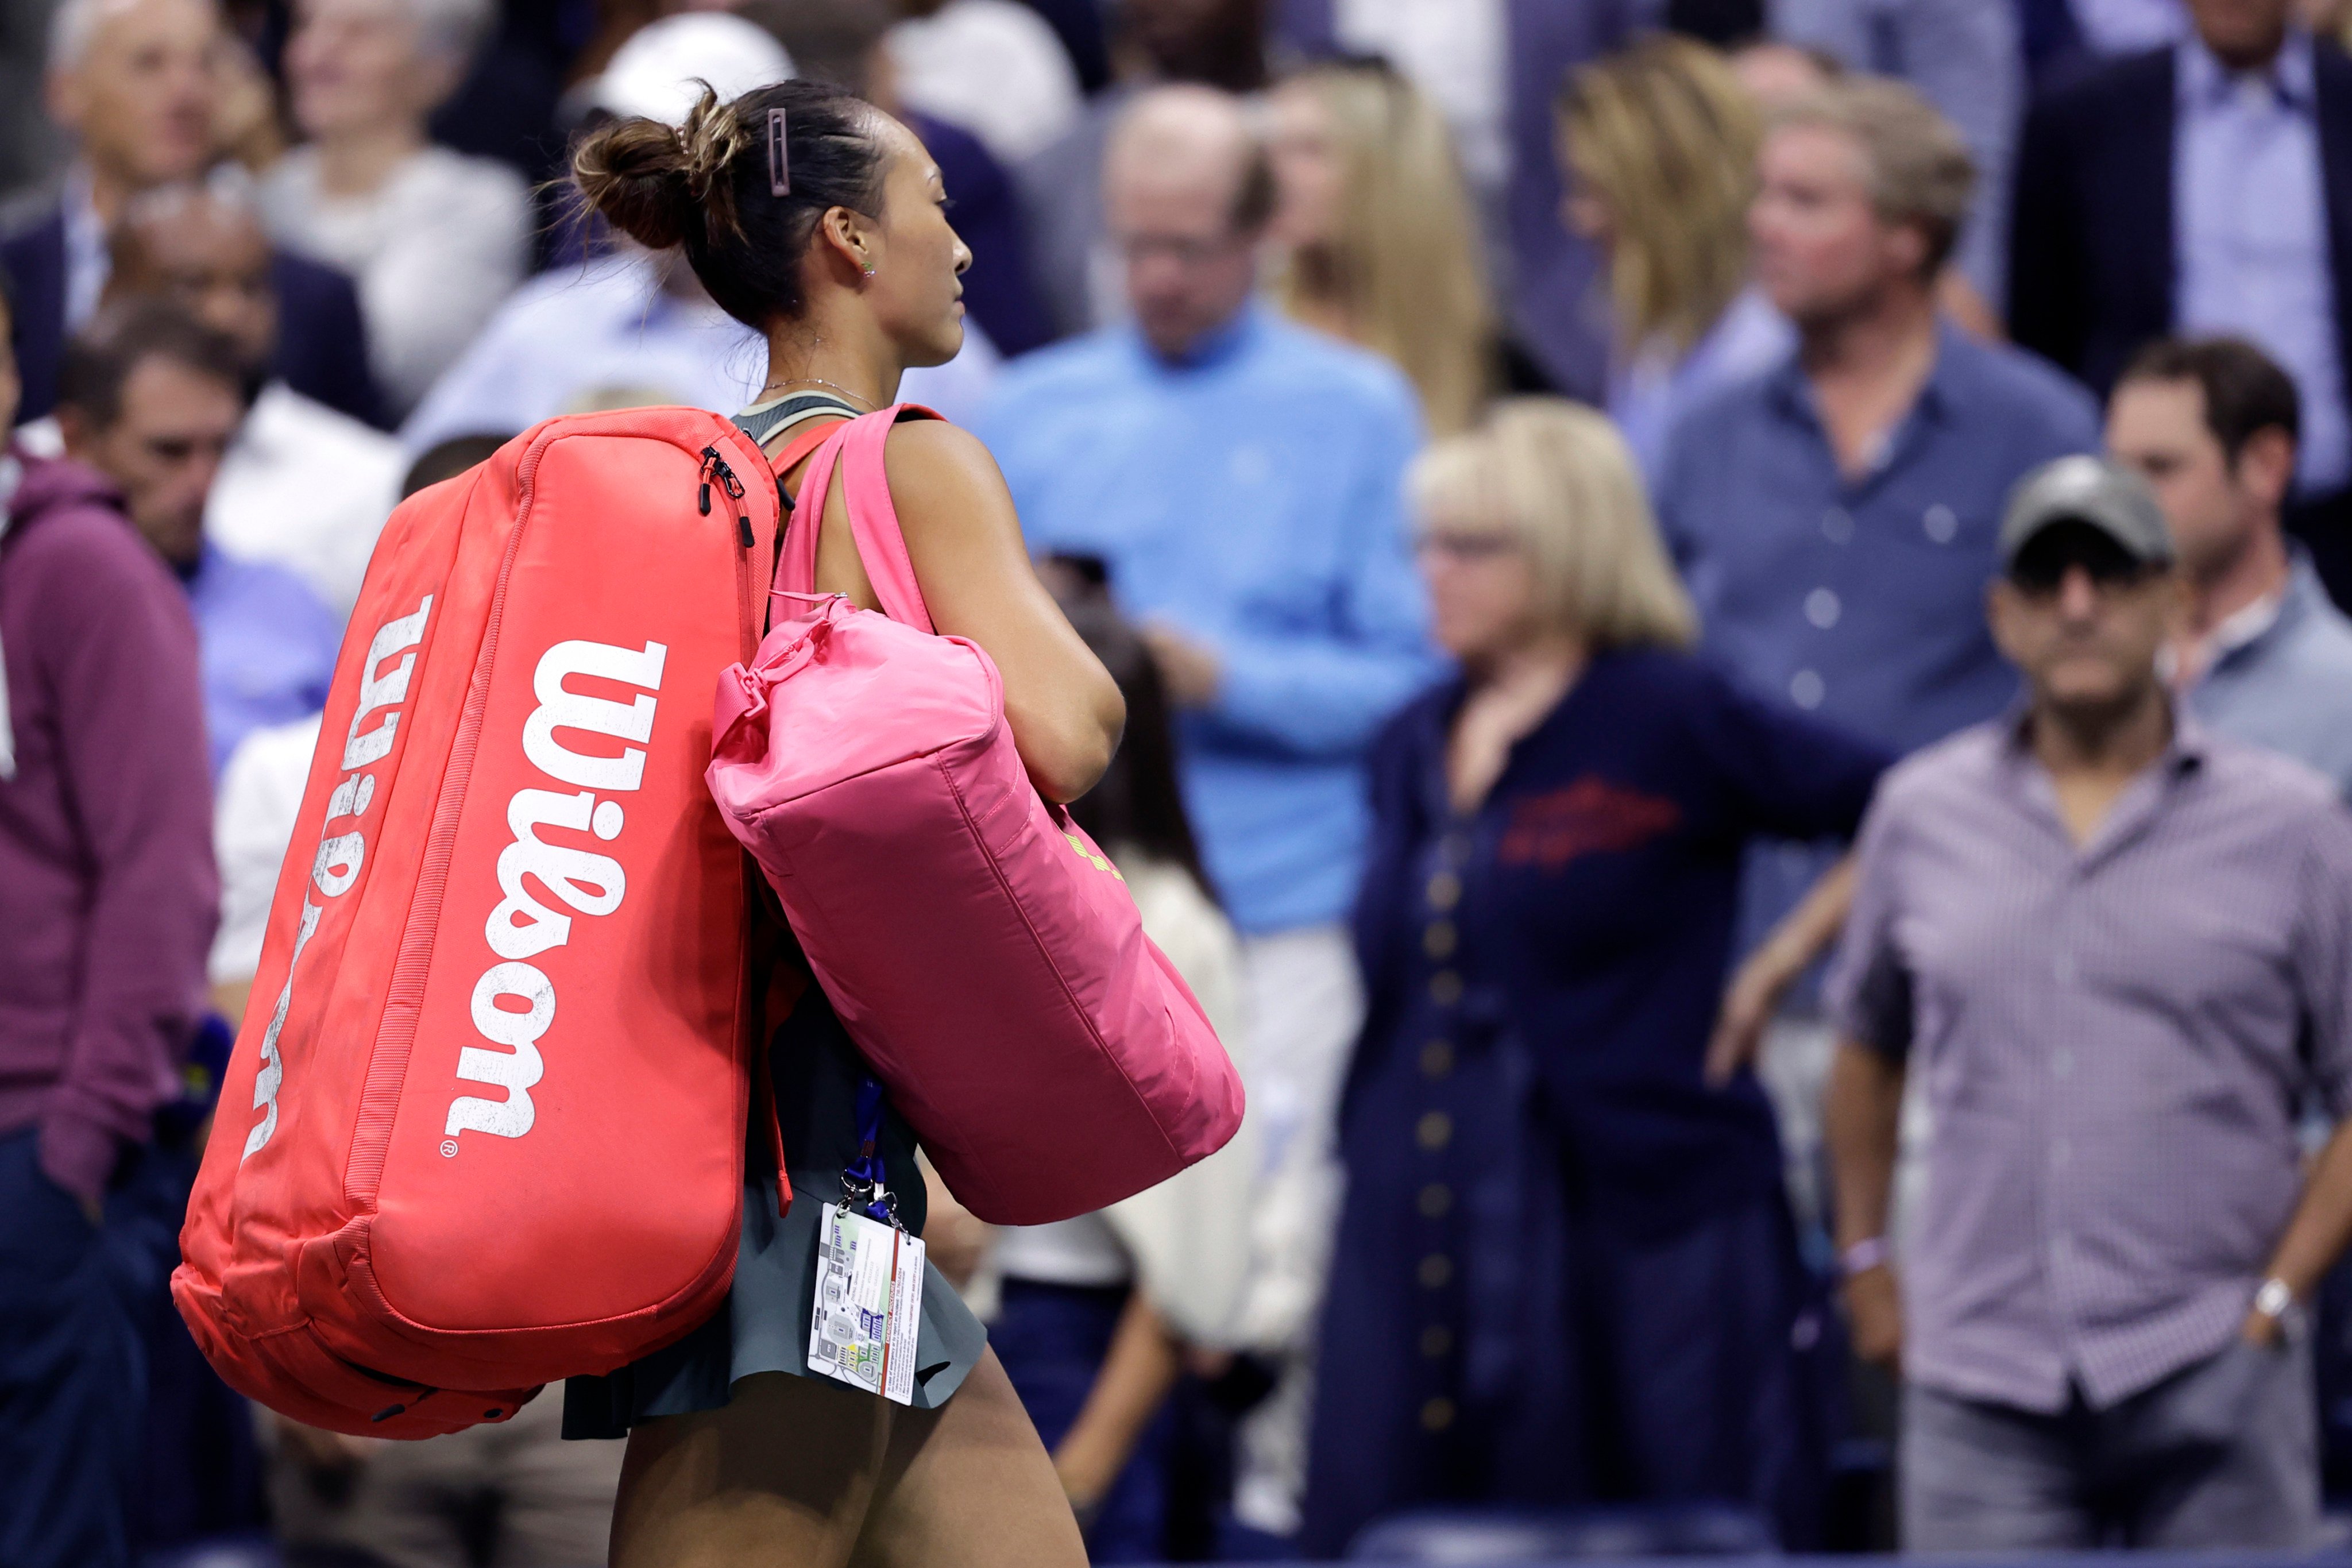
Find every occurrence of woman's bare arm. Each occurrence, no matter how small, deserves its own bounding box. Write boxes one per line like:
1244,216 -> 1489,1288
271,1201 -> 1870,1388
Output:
804,420 -> 1124,801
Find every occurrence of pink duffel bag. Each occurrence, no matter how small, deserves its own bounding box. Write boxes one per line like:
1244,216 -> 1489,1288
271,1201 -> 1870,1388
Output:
706,406 -> 1245,1225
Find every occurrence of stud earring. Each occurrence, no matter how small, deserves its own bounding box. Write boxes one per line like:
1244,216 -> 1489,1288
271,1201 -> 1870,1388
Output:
862,264 -> 876,278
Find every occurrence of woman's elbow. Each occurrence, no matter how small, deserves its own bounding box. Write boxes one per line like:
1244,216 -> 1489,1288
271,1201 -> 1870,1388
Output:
1026,690 -> 1125,804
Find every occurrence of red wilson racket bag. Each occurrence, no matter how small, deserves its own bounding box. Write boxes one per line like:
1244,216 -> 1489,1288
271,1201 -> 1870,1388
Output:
172,408 -> 783,1437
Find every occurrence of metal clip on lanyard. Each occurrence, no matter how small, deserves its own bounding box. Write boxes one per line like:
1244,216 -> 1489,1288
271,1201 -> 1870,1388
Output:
841,1075 -> 902,1229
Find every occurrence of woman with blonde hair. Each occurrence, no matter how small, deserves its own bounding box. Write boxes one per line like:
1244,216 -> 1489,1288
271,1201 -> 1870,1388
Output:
1558,35 -> 1791,486
1268,59 -> 1496,435
1301,400 -> 1886,1552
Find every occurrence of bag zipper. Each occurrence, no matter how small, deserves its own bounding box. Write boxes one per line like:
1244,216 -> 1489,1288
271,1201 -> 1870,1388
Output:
701,446 -> 754,547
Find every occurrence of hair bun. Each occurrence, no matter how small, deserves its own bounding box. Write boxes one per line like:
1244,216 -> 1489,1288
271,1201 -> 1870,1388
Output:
572,111 -> 704,252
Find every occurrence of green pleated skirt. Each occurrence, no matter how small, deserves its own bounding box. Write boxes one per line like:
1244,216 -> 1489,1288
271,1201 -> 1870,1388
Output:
561,984 -> 988,1436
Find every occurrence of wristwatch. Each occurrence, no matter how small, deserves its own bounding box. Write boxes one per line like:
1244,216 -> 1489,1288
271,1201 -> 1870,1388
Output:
2254,1277 -> 2298,1326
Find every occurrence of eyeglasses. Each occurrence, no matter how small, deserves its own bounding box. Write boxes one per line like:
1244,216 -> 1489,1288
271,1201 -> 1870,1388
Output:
1413,531 -> 1521,562
2005,522 -> 2162,598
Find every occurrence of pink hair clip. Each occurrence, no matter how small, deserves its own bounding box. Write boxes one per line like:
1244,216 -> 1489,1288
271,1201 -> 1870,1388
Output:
767,107 -> 789,196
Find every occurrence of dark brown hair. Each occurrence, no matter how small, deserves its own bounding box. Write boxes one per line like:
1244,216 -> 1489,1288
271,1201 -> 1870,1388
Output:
2118,336 -> 2301,469
571,78 -> 890,329
58,300 -> 246,430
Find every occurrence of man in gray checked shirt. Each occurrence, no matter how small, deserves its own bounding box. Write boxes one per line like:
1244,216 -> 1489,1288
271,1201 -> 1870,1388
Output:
1823,455 -> 2352,1551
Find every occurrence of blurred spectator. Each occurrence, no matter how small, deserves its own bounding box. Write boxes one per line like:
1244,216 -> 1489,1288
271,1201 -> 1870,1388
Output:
754,0 -> 1052,356
402,428 -> 508,492
1767,0 -> 2021,310
1729,34 -> 1839,103
4,0 -> 383,428
1725,37 -> 2003,345
1655,81 -> 2098,1227
1018,0 -> 1269,339
420,0 -> 569,192
888,0 -> 1082,165
2065,0 -> 2193,53
985,581 -> 1257,1564
412,13 -> 995,450
208,427 -> 620,1568
418,14 -> 997,446
1267,59 -> 1496,436
978,86 -> 1430,1544
2011,0 -> 2352,604
0,274 -> 218,1568
110,180 -> 403,616
1283,0 -> 1509,203
204,435 -> 494,1015
2109,336 -> 2352,794
265,1394 -> 625,1568
1824,455 -> 2352,1552
0,0 -> 69,204
540,9 -> 794,270
401,248 -> 771,451
1303,401 -> 1888,1555
56,302 -> 342,774
1273,0 -> 1636,399
207,713 -> 320,1023
406,242 -> 999,453
259,0 -> 532,418
1014,0 -> 1111,91
1557,36 -> 1790,488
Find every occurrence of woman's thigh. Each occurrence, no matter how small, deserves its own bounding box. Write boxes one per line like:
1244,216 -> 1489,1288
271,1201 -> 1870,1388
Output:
853,1350 -> 1087,1568
608,1372 -> 887,1568
607,1354 -> 1083,1568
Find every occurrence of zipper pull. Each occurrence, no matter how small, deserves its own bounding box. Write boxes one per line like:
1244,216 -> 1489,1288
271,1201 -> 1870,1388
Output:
704,450 -> 752,547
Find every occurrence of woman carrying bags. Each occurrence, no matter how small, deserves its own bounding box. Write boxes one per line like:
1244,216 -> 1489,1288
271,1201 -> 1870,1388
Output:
562,79 -> 1122,1567
1301,401 -> 1890,1553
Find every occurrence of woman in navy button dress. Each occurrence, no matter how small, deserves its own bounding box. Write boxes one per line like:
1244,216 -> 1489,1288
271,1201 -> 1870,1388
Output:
1302,401 -> 1891,1554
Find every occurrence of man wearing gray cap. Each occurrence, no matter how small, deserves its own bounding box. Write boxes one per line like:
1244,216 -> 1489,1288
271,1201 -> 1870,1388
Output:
1822,454 -> 2352,1551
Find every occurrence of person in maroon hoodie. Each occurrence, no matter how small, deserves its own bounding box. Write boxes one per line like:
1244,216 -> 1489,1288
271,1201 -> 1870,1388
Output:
0,276 -> 218,1565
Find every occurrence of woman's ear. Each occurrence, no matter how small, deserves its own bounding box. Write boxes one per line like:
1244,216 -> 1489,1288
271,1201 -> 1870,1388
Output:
816,206 -> 871,277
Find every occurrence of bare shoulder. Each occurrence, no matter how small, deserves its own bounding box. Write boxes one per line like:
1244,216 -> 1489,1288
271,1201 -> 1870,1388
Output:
880,419 -> 1017,534
884,417 -> 1004,481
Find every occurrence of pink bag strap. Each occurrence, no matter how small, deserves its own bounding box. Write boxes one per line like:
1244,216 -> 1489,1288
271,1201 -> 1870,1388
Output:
774,404 -> 940,635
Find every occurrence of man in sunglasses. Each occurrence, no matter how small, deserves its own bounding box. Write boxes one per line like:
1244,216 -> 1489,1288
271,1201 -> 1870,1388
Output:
1822,454 -> 2352,1551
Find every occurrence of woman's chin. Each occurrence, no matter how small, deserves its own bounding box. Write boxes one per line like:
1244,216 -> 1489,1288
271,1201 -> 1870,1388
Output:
908,316 -> 967,369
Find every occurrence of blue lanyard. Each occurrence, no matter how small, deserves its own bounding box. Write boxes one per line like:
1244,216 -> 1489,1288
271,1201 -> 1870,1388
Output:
841,1075 -> 897,1225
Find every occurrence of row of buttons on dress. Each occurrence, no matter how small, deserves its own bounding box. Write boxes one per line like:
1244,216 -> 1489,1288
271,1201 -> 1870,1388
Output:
1417,852 -> 1465,1432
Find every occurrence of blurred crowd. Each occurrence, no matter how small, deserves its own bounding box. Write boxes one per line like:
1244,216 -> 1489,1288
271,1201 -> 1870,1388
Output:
11,0 -> 2352,1564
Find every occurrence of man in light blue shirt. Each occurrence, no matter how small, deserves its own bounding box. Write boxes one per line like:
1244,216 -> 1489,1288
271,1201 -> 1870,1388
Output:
979,88 -> 1430,943
975,84 -> 1430,1546
2010,0 -> 2352,604
2109,337 -> 2352,795
2173,23 -> 2348,497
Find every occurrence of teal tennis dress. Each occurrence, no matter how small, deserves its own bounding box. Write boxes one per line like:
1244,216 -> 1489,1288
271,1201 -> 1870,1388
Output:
561,392 -> 988,1437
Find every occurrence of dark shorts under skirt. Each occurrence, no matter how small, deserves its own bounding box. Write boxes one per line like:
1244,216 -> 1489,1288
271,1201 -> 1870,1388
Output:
561,984 -> 988,1438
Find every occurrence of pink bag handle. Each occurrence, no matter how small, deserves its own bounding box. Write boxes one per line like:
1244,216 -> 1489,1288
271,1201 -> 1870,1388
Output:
775,405 -> 939,635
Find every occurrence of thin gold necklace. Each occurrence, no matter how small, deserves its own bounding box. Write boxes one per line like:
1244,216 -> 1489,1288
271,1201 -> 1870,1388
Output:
758,376 -> 880,411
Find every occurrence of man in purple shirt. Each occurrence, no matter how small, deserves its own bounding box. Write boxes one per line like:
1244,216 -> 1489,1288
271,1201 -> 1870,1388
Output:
1823,454 -> 2352,1550
0,283 -> 217,1563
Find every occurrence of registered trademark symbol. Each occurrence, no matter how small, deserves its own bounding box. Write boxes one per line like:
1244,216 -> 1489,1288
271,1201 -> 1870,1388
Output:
441,1140 -> 459,1158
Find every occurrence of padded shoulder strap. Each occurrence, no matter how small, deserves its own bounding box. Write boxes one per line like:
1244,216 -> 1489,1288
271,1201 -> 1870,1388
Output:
773,405 -> 940,634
